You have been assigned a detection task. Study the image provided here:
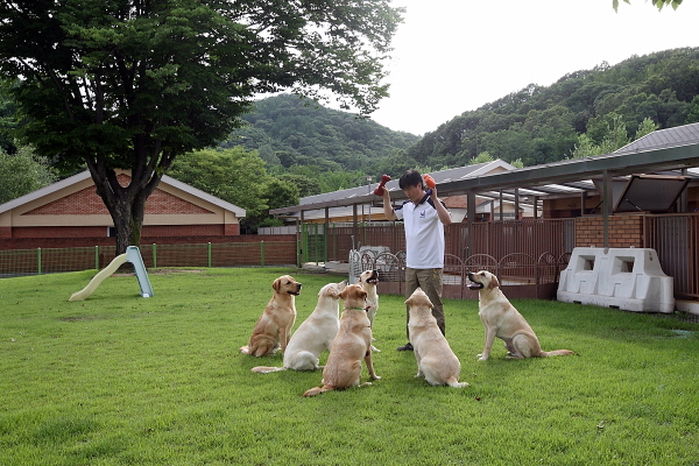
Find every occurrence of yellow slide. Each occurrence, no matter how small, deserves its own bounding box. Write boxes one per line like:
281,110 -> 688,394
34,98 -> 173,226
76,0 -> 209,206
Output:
68,253 -> 128,302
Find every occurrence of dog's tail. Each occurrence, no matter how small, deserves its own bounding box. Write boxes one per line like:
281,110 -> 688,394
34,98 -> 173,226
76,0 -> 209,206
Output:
541,349 -> 575,357
446,376 -> 469,388
303,385 -> 334,397
251,366 -> 287,374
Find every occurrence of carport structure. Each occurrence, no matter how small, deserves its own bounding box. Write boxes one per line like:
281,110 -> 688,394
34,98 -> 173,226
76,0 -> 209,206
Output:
271,122 -> 699,300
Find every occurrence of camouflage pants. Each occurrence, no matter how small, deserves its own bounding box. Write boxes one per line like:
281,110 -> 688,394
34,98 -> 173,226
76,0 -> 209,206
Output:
404,267 -> 445,339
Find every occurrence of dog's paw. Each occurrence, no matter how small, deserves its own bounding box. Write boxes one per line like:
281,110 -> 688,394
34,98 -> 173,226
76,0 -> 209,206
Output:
371,345 -> 381,353
477,354 -> 488,361
370,375 -> 382,381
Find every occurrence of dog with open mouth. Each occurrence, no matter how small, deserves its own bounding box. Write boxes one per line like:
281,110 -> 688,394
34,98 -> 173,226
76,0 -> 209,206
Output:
467,270 -> 575,360
240,275 -> 302,357
358,269 -> 381,352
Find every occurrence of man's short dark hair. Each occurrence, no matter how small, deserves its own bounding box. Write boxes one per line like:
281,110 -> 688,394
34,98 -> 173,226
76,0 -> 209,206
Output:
399,170 -> 423,190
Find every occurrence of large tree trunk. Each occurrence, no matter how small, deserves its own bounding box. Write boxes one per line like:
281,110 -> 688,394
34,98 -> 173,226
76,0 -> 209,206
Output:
110,202 -> 144,255
85,158 -> 164,256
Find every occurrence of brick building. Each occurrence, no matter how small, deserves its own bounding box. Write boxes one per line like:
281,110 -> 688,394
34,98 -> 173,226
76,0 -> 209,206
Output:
0,170 -> 246,249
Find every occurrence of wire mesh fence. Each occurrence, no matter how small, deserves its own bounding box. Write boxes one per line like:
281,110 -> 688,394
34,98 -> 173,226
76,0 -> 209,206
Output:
0,240 -> 297,278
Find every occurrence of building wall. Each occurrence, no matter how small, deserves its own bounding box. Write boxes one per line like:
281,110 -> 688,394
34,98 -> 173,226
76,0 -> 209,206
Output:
0,172 -> 242,248
575,214 -> 644,248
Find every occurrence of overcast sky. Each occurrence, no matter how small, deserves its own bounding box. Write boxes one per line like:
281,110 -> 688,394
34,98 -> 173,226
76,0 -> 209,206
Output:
368,0 -> 699,135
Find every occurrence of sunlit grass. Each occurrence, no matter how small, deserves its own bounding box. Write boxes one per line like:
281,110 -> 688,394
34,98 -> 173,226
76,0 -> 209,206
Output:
1,267 -> 697,464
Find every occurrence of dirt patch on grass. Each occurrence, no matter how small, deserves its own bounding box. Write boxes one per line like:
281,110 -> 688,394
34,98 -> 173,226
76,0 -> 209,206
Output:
113,268 -> 205,277
58,315 -> 105,322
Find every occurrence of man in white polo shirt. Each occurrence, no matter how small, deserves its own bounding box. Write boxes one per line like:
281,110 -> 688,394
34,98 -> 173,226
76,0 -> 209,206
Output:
381,169 -> 452,351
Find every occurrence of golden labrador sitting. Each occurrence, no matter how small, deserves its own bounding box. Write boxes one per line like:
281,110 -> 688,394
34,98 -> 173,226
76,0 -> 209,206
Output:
467,270 -> 575,360
240,275 -> 302,357
303,284 -> 380,397
358,269 -> 380,352
251,280 -> 347,373
407,288 -> 468,388
358,269 -> 380,326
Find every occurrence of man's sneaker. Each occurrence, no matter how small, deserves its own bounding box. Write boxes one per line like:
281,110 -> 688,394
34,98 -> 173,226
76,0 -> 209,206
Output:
396,342 -> 413,351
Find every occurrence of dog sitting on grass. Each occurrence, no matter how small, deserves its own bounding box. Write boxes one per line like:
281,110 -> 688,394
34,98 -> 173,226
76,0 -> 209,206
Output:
358,269 -> 380,352
303,284 -> 380,397
251,280 -> 346,373
240,275 -> 302,357
467,270 -> 575,360
406,287 -> 468,388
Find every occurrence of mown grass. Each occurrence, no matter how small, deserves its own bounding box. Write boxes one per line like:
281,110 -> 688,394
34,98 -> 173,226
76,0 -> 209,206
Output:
1,267 -> 698,465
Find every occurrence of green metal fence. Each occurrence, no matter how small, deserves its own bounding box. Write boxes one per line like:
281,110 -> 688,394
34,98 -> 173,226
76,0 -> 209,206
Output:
0,240 -> 297,277
299,223 -> 327,264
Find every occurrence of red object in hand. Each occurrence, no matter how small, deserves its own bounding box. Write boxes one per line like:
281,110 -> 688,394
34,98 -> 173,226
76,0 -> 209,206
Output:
423,174 -> 436,189
373,174 -> 392,196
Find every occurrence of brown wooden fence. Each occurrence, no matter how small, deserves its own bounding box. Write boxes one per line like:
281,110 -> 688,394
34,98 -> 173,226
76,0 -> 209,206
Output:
325,219 -> 575,262
644,213 -> 699,299
349,249 -> 568,299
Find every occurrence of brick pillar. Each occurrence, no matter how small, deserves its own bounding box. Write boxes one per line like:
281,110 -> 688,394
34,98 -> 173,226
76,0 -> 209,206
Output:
575,214 -> 644,248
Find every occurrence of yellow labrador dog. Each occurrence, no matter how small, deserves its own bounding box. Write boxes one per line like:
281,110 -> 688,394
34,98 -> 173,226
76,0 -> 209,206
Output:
303,284 -> 380,397
467,270 -> 574,360
240,275 -> 302,357
407,288 -> 468,388
358,269 -> 380,352
359,269 -> 380,326
251,280 -> 347,373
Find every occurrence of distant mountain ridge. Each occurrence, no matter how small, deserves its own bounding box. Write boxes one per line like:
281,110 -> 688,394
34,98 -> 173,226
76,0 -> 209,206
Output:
221,47 -> 699,179
221,93 -> 419,173
408,47 -> 699,168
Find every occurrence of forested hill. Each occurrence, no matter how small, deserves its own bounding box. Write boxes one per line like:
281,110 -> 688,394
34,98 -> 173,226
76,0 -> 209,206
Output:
407,47 -> 699,168
220,93 -> 419,173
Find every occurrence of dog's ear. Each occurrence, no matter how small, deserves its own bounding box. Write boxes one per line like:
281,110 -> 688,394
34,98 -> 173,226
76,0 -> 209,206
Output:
331,281 -> 348,298
272,277 -> 282,292
339,286 -> 349,300
488,274 -> 500,290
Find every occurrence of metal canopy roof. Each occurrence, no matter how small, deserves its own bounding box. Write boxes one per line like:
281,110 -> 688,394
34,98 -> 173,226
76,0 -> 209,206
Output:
270,122 -> 699,216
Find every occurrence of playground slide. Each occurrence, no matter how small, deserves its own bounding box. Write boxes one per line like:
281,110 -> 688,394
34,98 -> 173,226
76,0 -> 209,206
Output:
68,253 -> 128,302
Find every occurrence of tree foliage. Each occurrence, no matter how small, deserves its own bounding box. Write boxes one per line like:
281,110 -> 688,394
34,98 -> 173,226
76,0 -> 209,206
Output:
0,0 -> 402,251
613,0 -> 682,11
0,79 -> 17,154
0,145 -> 57,203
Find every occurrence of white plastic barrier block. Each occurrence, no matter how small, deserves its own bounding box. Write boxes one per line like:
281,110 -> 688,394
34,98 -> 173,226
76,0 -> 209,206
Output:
558,247 -> 674,313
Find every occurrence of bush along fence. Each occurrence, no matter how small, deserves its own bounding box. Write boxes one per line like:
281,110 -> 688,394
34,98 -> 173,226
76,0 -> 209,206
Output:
0,240 -> 297,277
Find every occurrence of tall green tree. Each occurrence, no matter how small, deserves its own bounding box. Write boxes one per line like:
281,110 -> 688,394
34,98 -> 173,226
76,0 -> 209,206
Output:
169,147 -> 269,220
0,0 -> 402,253
0,145 -> 57,203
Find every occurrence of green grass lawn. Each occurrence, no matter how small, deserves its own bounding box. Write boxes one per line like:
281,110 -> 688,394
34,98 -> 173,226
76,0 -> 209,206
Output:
1,267 -> 698,465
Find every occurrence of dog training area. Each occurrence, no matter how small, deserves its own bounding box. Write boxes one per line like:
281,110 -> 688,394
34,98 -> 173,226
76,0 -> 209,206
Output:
1,267 -> 697,464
